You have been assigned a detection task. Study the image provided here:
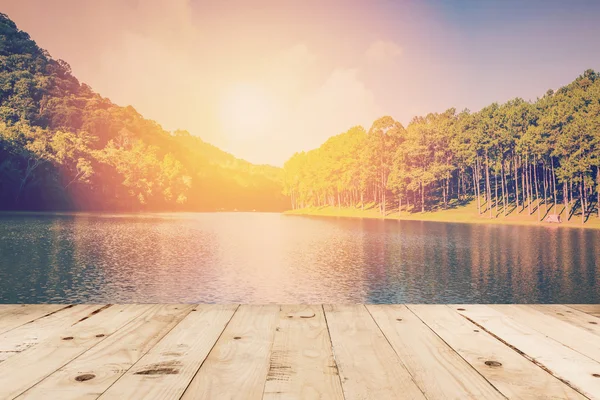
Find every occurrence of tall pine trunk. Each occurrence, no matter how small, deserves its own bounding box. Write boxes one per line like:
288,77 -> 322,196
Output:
361,191 -> 364,211
569,179 -> 573,213
564,181 -> 569,220
421,181 -> 425,213
551,159 -> 557,209
513,155 -> 520,211
542,164 -> 548,215
442,179 -> 447,208
524,160 -> 529,214
501,161 -> 507,217
398,194 -> 402,214
533,162 -> 541,221
580,179 -> 585,224
485,153 -> 492,219
583,176 -> 588,222
521,157 -> 527,213
597,166 -> 600,218
473,163 -> 481,214
494,172 -> 498,216
381,169 -> 386,216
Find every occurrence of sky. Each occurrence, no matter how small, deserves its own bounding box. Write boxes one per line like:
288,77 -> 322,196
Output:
2,0 -> 600,166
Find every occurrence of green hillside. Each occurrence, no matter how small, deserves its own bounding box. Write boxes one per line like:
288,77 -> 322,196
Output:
0,13 -> 288,212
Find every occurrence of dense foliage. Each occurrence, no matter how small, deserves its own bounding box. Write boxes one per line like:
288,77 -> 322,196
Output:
0,14 -> 287,211
283,70 -> 600,223
3,12 -> 599,220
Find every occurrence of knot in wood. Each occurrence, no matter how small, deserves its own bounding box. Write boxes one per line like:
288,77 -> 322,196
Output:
75,374 -> 95,382
485,361 -> 502,367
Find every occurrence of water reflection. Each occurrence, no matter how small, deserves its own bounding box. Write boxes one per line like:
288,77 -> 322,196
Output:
0,212 -> 598,303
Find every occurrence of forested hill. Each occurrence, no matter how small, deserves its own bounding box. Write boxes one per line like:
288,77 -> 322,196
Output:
283,70 -> 600,224
0,13 -> 288,212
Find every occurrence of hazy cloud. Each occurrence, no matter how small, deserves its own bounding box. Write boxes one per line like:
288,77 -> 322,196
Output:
365,40 -> 403,64
273,68 -> 381,159
3,0 -> 597,166
263,43 -> 318,97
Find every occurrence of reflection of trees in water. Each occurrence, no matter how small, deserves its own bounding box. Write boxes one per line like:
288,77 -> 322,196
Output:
68,215 -> 221,303
379,222 -> 600,304
1,215 -> 599,303
0,215 -> 81,303
464,226 -> 600,304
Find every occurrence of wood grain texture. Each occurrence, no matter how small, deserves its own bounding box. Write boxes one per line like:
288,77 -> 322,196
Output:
324,304 -> 426,400
17,304 -> 195,400
262,305 -> 344,400
0,304 -> 32,318
454,304 -> 600,399
0,304 -> 70,335
531,304 -> 600,336
181,305 -> 279,400
0,304 -> 105,363
367,304 -> 504,400
99,304 -> 237,400
0,304 -> 590,399
0,304 -> 151,399
408,304 -> 585,400
491,305 -> 600,363
567,304 -> 600,318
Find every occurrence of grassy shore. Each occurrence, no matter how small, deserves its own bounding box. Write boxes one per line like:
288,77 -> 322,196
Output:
285,200 -> 600,229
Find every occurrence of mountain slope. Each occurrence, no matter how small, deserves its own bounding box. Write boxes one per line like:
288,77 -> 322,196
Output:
0,13 -> 288,211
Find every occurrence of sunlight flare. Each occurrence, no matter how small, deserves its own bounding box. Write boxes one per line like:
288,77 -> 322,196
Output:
219,83 -> 278,139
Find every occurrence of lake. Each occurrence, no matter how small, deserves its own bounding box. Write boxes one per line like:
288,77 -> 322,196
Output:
0,212 -> 598,304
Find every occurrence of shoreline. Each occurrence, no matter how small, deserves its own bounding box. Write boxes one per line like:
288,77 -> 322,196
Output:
2,207 -> 599,229
284,203 -> 600,230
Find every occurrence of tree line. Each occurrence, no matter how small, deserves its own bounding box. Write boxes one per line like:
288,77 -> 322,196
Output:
0,13 -> 287,211
283,70 -> 600,223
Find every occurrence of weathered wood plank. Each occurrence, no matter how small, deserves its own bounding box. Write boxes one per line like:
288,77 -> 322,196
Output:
0,304 -> 151,399
368,304 -> 504,399
262,305 -> 344,400
181,305 -> 279,400
408,304 -> 585,399
0,304 -> 70,335
0,304 -> 30,316
99,304 -> 238,400
0,304 -> 105,363
454,305 -> 600,399
0,304 -> 598,399
492,305 -> 600,363
567,305 -> 600,318
324,304 -> 426,400
530,304 -> 600,336
16,304 -> 195,400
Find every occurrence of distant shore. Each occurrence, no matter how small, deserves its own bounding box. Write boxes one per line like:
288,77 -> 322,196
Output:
284,201 -> 600,229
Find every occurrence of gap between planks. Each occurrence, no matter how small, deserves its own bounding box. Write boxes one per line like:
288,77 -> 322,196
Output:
0,304 -> 597,400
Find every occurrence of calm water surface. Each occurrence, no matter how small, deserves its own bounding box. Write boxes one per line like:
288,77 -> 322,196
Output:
0,212 -> 598,303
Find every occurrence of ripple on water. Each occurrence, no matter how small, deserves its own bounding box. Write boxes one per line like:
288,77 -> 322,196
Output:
0,212 -> 598,303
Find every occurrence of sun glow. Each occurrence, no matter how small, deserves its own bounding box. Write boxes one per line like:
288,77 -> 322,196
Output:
219,83 -> 278,139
